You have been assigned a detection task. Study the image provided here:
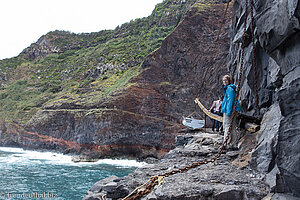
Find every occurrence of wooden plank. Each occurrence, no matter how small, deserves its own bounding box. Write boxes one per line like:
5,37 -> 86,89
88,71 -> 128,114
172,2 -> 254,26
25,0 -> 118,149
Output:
244,122 -> 260,132
194,98 -> 223,122
194,98 -> 260,133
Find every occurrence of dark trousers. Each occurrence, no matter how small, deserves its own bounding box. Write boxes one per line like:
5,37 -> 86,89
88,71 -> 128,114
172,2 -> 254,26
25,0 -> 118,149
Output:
211,110 -> 221,131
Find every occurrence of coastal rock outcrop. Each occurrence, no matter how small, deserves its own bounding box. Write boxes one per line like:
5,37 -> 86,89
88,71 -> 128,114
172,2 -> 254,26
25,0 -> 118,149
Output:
228,0 -> 300,197
83,131 -> 269,200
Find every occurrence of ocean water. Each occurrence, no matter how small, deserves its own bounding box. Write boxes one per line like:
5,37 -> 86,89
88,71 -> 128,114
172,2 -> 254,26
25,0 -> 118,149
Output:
0,147 -> 144,200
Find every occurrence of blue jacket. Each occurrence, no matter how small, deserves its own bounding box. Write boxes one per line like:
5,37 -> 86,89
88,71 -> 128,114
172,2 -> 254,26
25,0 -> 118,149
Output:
221,84 -> 241,116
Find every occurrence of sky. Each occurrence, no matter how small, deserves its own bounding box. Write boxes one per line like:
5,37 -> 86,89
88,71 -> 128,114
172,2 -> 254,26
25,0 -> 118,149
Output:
0,0 -> 163,60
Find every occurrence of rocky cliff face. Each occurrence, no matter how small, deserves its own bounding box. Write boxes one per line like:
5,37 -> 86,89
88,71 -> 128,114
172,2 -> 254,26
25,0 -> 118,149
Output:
82,0 -> 300,199
0,1 -> 231,159
21,34 -> 61,59
228,0 -> 300,197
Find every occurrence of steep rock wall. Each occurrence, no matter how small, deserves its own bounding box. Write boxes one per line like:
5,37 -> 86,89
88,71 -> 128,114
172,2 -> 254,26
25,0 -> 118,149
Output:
229,0 -> 300,197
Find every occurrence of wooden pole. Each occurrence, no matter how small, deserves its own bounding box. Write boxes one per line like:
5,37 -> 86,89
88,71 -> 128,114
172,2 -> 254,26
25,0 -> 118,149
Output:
195,98 -> 260,133
205,115 -> 206,131
195,98 -> 223,122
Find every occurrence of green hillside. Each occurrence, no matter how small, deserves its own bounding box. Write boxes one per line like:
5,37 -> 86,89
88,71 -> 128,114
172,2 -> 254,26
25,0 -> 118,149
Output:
0,0 -> 198,124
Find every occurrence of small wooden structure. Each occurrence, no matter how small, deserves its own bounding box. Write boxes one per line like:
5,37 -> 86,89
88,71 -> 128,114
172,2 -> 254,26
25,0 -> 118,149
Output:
194,98 -> 260,133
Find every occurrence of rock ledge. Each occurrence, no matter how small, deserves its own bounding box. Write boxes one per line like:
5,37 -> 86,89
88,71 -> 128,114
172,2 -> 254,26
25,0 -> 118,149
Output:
84,131 -> 270,200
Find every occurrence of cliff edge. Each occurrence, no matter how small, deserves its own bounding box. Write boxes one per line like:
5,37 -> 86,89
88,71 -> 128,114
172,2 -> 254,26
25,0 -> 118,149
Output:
84,131 -> 270,200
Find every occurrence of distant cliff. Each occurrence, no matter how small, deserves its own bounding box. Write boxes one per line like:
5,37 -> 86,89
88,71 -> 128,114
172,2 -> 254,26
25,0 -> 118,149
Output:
0,0 -> 228,159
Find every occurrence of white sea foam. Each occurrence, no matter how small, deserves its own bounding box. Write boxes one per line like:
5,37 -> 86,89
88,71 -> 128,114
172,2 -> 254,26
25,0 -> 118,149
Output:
92,159 -> 146,167
0,147 -> 146,167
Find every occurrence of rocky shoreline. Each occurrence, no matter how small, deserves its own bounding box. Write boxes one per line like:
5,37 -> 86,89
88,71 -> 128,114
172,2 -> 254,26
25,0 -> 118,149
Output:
83,130 -> 274,200
0,1 -> 232,161
0,0 -> 298,198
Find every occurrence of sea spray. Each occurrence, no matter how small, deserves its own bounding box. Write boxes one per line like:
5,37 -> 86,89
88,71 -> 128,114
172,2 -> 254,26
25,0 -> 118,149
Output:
0,147 -> 143,199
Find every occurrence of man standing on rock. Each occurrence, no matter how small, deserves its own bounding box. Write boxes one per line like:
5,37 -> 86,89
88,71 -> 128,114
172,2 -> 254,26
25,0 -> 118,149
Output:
220,75 -> 241,150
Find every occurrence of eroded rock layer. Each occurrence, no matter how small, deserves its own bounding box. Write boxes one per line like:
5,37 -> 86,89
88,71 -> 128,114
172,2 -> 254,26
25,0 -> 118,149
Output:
0,2 -> 231,159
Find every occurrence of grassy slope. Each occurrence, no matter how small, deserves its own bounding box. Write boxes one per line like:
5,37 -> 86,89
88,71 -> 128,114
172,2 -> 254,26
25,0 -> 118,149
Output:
0,0 -> 199,124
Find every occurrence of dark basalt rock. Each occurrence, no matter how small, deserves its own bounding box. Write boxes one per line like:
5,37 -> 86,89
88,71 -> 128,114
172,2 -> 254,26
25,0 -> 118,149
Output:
83,132 -> 269,200
229,0 -> 300,197
175,134 -> 194,147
